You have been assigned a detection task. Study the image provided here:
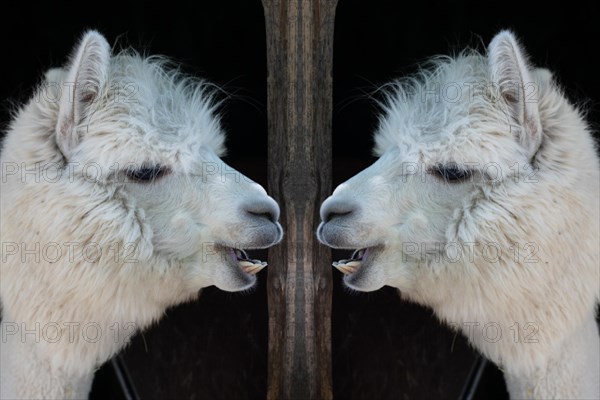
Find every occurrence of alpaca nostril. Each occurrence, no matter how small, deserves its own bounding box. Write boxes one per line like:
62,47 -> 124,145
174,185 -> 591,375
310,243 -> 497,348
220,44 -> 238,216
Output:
321,199 -> 357,223
324,210 -> 353,223
244,199 -> 280,223
248,211 -> 275,222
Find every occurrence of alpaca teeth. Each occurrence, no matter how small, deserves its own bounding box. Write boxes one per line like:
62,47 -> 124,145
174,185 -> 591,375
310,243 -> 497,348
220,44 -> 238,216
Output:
239,260 -> 267,275
245,265 -> 265,275
332,260 -> 361,275
334,264 -> 357,275
343,260 -> 361,268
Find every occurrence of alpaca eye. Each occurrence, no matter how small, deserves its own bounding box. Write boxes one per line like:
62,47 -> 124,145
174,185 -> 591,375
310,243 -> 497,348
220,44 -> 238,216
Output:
126,166 -> 169,182
431,165 -> 472,182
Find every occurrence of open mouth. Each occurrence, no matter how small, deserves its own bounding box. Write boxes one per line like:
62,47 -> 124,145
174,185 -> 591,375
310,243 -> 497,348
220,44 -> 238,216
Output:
332,248 -> 371,275
232,248 -> 267,275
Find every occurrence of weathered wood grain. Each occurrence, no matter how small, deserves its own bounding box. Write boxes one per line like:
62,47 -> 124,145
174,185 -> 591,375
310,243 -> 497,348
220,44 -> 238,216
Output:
262,1 -> 337,399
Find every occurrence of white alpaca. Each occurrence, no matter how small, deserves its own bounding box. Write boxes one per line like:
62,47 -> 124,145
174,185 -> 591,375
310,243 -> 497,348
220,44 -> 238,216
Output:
0,31 -> 282,399
318,31 -> 599,399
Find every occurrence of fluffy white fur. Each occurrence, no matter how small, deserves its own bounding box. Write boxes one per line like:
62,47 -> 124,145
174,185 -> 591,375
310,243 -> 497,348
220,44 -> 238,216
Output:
0,31 -> 282,399
318,31 -> 599,399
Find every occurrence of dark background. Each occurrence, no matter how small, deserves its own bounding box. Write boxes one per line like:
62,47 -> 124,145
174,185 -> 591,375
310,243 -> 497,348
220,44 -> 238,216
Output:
1,1 -> 598,399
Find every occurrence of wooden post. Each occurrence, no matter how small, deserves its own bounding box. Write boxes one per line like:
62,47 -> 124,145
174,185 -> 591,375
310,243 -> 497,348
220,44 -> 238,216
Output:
262,1 -> 337,399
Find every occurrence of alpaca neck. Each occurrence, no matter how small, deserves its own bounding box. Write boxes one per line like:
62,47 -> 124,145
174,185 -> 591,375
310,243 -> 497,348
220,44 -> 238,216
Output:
503,316 -> 599,399
0,324 -> 94,399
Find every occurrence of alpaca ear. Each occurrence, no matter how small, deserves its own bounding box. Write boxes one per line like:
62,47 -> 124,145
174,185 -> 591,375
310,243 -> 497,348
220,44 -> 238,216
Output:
488,30 -> 542,157
56,30 -> 110,157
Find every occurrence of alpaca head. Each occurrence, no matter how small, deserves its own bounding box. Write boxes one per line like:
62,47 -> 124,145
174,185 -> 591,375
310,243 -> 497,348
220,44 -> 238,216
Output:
318,31 -> 557,292
4,31 -> 282,294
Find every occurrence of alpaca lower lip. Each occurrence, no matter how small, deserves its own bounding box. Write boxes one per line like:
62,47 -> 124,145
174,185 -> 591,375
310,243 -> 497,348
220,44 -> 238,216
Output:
333,247 -> 370,275
230,247 -> 267,275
